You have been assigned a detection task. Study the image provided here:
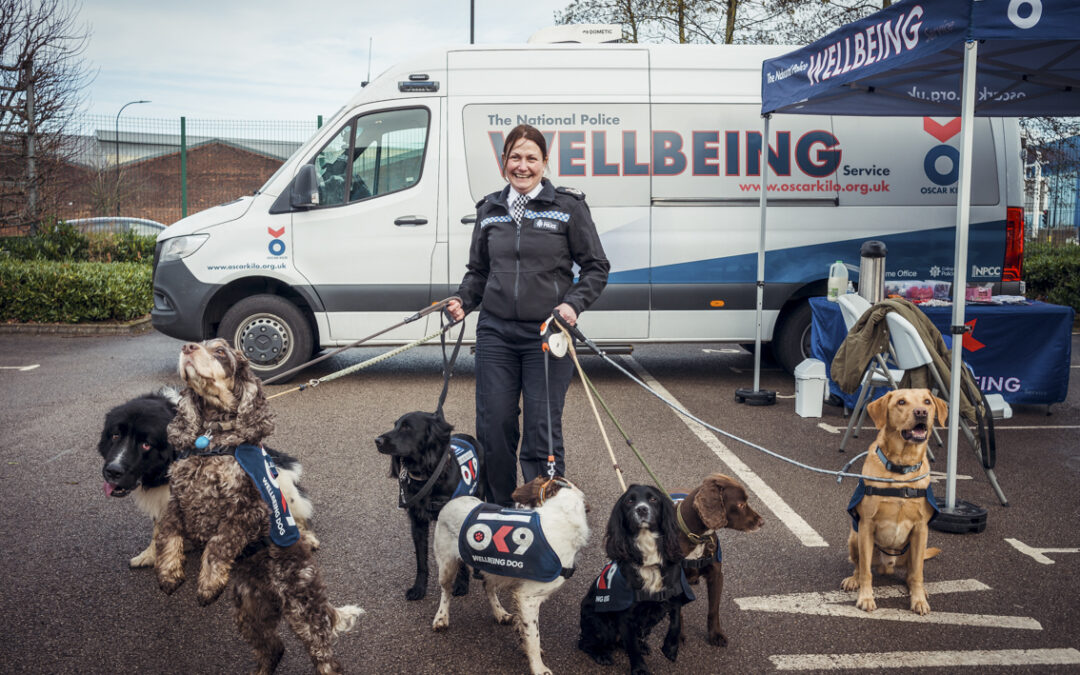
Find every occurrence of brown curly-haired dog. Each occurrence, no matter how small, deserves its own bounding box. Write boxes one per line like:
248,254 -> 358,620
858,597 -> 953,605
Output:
155,338 -> 361,675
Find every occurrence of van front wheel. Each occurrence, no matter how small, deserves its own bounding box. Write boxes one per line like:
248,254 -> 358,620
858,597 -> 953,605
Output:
771,301 -> 813,376
219,295 -> 313,382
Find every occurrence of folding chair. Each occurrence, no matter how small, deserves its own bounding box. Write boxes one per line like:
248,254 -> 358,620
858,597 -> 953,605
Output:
836,294 -> 906,452
885,312 -> 1009,506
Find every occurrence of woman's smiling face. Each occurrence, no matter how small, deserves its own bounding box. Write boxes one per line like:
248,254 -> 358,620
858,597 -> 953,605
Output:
504,138 -> 545,194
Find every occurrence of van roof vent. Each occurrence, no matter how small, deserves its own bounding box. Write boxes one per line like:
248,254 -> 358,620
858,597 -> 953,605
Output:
527,24 -> 622,44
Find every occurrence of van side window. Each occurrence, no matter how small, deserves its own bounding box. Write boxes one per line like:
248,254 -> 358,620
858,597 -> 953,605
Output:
350,108 -> 429,201
313,123 -> 354,207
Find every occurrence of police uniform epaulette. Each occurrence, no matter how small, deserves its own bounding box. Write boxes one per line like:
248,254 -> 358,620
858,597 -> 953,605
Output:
555,186 -> 586,200
475,196 -> 488,208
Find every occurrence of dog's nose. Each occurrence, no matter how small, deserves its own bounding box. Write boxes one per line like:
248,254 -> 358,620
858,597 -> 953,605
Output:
635,504 -> 651,519
103,462 -> 125,482
181,343 -> 199,354
913,407 -> 929,420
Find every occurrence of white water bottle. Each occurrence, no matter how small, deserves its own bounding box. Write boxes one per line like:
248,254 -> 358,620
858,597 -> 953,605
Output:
827,260 -> 848,302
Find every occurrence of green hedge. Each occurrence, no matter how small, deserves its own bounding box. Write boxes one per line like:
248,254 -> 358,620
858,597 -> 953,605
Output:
0,260 -> 152,323
0,220 -> 155,263
1024,240 -> 1080,313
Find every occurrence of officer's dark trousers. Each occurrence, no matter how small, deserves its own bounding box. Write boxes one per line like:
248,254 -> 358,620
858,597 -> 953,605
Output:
475,311 -> 574,507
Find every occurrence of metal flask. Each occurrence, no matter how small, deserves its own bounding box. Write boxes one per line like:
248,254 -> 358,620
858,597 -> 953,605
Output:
858,240 -> 887,304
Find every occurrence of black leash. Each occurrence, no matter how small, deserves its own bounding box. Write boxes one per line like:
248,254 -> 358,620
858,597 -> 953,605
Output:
435,309 -> 466,419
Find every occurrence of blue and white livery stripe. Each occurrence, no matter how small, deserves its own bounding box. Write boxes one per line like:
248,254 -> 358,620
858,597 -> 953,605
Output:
524,209 -> 570,222
480,215 -> 513,228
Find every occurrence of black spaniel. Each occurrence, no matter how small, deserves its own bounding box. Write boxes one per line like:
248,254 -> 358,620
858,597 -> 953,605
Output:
579,484 -> 692,674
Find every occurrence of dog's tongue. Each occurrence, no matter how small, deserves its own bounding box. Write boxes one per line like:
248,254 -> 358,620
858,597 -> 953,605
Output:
104,481 -> 115,497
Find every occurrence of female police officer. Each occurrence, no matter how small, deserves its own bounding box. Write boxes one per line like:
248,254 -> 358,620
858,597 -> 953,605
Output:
446,123 -> 609,506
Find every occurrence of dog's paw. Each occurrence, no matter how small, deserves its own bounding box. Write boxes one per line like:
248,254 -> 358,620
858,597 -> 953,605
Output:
130,548 -> 156,568
661,638 -> 679,662
196,581 -> 228,606
707,630 -> 728,647
303,531 -> 321,551
631,666 -> 653,675
638,640 -> 651,655
405,584 -> 427,601
432,611 -> 450,632
158,574 -> 184,595
493,609 -> 514,625
840,575 -> 860,592
585,652 -> 613,666
910,595 -> 931,615
855,593 -> 877,612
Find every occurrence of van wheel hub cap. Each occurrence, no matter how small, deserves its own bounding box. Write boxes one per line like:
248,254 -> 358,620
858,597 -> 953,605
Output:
238,316 -> 290,366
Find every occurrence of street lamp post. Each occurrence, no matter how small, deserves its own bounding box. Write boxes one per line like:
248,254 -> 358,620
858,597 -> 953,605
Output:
115,99 -> 150,216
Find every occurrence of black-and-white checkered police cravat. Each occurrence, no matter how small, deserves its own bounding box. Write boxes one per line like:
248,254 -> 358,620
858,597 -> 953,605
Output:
511,193 -> 527,224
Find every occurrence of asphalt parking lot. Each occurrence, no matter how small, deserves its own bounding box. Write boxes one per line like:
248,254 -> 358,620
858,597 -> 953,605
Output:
1,328 -> 1078,674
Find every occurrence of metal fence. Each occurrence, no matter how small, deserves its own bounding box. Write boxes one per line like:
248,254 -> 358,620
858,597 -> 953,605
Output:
54,115 -> 321,226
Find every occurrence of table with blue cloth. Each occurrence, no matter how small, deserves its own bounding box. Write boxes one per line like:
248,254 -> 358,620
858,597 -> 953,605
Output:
809,296 -> 1074,408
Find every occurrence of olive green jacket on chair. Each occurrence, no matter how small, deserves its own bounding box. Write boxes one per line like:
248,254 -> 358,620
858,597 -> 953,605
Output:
830,297 -> 983,424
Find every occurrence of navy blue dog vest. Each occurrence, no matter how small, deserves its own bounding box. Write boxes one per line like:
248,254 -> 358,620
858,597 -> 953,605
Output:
233,444 -> 300,548
587,560 -> 695,613
847,479 -> 940,531
450,436 -> 480,500
459,503 -> 566,582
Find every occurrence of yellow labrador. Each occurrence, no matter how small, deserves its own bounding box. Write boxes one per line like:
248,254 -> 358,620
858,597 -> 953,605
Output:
842,388 -> 946,615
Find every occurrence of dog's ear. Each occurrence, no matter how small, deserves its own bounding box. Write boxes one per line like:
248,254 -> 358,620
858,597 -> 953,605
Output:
867,390 -> 892,430
657,489 -> 684,563
604,494 -> 638,563
693,476 -> 729,530
511,477 -> 543,507
389,455 -> 401,480
233,351 -> 274,443
168,389 -> 203,450
424,413 -> 454,451
931,393 -> 948,428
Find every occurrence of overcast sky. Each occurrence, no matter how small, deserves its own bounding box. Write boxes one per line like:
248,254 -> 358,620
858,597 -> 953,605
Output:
80,0 -> 573,122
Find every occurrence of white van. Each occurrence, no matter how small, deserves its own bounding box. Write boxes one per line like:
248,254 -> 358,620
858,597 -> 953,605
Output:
151,43 -> 1025,380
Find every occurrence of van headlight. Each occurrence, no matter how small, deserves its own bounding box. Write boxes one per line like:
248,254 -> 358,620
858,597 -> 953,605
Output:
159,234 -> 209,262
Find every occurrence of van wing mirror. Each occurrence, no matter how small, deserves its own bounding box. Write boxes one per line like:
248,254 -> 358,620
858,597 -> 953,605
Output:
290,164 -> 320,209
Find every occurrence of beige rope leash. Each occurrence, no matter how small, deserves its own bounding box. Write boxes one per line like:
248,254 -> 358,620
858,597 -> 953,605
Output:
558,323 -> 627,492
267,327 -> 448,400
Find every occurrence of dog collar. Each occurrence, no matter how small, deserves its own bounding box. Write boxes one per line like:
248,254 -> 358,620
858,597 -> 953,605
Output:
875,446 -> 922,474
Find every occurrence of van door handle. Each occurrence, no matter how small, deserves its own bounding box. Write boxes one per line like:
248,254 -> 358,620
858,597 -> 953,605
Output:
461,215 -> 476,225
394,216 -> 428,226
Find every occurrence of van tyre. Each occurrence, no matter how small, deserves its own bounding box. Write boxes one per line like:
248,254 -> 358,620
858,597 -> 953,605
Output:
771,301 -> 813,376
219,295 -> 313,382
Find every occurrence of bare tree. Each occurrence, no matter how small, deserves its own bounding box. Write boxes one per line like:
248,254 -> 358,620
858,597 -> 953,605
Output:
0,0 -> 91,231
556,0 -> 785,45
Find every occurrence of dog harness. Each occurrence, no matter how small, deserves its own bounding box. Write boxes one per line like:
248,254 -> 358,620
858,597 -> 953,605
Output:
847,479 -> 940,556
177,443 -> 300,549
398,435 -> 481,511
458,503 -> 572,582
587,561 -> 695,613
669,493 -> 722,569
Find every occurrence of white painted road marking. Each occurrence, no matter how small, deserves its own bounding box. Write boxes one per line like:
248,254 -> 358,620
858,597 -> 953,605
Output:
1005,538 -> 1080,565
735,579 -> 1041,630
0,364 -> 39,371
622,355 -> 828,548
770,648 -> 1080,671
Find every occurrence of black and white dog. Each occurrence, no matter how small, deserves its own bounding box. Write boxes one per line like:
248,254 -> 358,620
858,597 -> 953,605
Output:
97,389 -> 316,568
578,484 -> 692,674
374,410 -> 483,600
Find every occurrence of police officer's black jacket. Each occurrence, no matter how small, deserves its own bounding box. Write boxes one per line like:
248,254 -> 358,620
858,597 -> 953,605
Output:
456,178 -> 609,322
